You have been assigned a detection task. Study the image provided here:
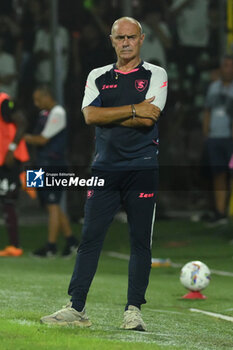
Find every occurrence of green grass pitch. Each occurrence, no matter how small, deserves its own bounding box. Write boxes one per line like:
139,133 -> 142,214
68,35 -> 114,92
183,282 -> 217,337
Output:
0,219 -> 233,350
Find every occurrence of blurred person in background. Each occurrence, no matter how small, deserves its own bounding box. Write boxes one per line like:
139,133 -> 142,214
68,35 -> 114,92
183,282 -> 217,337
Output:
85,0 -> 119,36
72,21 -> 114,84
17,0 -> 44,106
140,10 -> 172,69
24,85 -> 79,257
33,11 -> 69,87
168,0 -> 209,60
0,13 -> 21,55
202,55 -> 233,225
168,0 -> 210,100
0,91 -> 29,257
0,35 -> 18,99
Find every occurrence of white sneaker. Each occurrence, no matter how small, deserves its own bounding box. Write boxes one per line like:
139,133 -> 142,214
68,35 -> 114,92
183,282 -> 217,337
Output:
40,305 -> 92,327
121,305 -> 146,331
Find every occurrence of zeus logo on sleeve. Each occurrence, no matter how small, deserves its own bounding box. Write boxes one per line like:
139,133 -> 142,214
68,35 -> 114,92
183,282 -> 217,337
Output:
160,81 -> 168,88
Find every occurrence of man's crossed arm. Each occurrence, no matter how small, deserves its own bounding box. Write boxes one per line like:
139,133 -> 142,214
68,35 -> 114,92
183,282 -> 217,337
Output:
83,96 -> 161,128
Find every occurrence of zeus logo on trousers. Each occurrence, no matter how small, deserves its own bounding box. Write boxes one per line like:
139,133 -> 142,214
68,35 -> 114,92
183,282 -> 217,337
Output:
139,193 -> 154,198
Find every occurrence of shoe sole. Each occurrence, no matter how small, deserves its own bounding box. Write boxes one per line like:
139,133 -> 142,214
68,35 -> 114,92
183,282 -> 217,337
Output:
40,319 -> 92,327
121,324 -> 146,331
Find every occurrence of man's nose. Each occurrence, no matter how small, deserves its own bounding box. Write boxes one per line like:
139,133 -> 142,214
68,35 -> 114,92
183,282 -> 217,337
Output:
122,36 -> 129,45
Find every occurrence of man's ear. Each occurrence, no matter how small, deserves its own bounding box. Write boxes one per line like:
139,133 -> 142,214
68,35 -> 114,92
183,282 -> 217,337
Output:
110,35 -> 115,48
140,33 -> 145,47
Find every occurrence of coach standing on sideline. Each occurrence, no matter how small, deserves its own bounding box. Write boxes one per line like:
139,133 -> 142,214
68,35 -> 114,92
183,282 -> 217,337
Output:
41,17 -> 168,331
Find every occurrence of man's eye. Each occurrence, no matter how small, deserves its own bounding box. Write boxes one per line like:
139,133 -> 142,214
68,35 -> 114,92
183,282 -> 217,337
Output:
115,35 -> 137,40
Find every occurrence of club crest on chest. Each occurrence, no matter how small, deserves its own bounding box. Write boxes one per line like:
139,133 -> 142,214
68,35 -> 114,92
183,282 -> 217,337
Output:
135,80 -> 148,92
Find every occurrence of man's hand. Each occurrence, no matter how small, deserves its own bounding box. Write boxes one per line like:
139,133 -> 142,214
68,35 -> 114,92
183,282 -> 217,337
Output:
4,150 -> 15,168
83,97 -> 161,126
115,97 -> 161,128
135,97 -> 161,121
24,134 -> 33,143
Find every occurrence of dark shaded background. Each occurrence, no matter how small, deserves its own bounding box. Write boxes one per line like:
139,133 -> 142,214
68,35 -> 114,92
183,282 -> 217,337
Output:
0,0 -> 228,220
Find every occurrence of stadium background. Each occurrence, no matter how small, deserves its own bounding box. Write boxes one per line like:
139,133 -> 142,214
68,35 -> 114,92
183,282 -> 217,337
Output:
0,0 -> 233,221
1,2 -> 233,349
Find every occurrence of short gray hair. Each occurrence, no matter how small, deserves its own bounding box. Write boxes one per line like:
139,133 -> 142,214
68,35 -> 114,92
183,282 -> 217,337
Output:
111,17 -> 143,35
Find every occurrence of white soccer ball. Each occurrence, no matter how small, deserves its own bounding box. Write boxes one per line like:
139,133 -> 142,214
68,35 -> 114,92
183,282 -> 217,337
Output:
180,261 -> 211,291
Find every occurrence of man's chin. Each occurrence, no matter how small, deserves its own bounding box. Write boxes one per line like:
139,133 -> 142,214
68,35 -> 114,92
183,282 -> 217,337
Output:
120,53 -> 134,60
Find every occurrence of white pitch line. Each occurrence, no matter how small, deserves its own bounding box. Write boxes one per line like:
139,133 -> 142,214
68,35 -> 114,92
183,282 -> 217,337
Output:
190,308 -> 233,323
106,251 -> 233,277
210,269 -> 233,277
149,309 -> 183,315
10,319 -> 37,326
170,262 -> 182,268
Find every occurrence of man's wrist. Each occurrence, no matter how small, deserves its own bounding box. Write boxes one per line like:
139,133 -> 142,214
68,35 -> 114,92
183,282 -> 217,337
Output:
8,142 -> 17,151
131,104 -> 136,119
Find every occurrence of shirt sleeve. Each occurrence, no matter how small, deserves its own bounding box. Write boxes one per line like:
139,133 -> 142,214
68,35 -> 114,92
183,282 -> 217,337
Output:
81,69 -> 102,110
41,106 -> 66,139
146,67 -> 168,111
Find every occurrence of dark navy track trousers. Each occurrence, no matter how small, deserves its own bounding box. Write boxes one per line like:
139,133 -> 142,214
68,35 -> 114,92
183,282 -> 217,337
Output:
68,169 -> 158,310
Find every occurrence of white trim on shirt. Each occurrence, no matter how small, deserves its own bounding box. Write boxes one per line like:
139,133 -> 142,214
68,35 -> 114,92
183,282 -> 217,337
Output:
41,105 -> 66,139
143,62 -> 168,111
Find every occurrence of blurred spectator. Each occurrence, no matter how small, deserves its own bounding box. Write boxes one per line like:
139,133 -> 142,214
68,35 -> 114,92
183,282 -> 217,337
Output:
140,11 -> 172,68
0,14 -> 21,55
0,0 -> 13,15
24,84 -> 79,257
86,0 -> 117,36
72,22 -> 114,84
169,0 -> 210,100
208,1 -> 221,66
17,0 -> 43,104
169,0 -> 209,51
71,0 -> 118,83
11,0 -> 27,23
0,91 -> 29,257
0,36 -> 18,98
33,11 -> 69,86
202,55 -> 233,225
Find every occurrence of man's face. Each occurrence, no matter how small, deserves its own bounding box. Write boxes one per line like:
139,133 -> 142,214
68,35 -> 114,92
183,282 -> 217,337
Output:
110,21 -> 144,62
33,90 -> 49,109
220,58 -> 233,82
